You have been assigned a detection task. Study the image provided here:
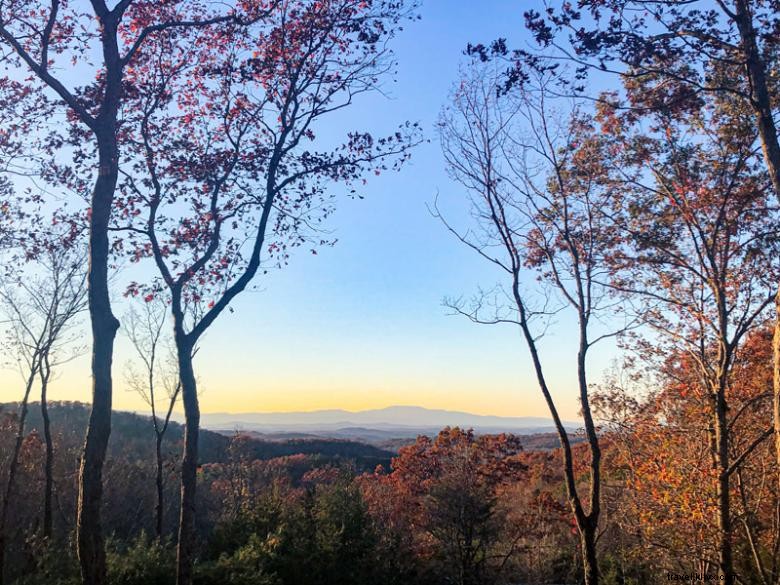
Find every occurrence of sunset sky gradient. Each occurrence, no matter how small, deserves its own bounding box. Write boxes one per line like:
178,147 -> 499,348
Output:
0,0 -> 620,420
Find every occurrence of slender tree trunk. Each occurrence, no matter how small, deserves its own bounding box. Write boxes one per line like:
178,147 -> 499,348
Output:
40,359 -> 54,540
716,473 -> 734,585
773,262 -> 780,584
0,370 -> 37,585
175,336 -> 199,585
512,283 -> 599,585
155,435 -> 164,539
577,329 -> 600,585
77,130 -> 121,585
714,383 -> 734,585
774,300 -> 780,549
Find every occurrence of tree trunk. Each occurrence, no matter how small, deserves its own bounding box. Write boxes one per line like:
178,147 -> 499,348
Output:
76,132 -> 120,585
40,360 -> 53,540
716,472 -> 734,585
733,0 -> 780,200
175,337 -> 199,585
0,370 -> 37,585
732,0 -> 780,514
155,435 -> 164,540
775,301 -> 780,538
577,335 -> 600,585
513,283 -> 599,585
714,386 -> 734,585
581,521 -> 598,585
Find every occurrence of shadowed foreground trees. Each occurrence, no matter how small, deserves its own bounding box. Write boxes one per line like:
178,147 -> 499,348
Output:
361,428 -> 526,585
2,401 -> 780,584
0,3 -> 286,583
111,1 -> 419,581
0,242 -> 87,585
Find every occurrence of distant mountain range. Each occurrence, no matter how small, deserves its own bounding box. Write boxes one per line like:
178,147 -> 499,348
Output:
1,401 -> 577,454
195,406 -> 579,443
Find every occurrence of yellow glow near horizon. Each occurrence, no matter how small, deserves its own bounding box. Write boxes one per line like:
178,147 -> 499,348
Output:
0,352 -> 577,420
195,382 -> 556,417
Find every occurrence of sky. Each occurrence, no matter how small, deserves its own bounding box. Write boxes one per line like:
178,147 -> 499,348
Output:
0,0 -> 621,421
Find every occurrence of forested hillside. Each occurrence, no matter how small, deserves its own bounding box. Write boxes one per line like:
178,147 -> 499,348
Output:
0,401 -> 594,584
1,401 -> 395,469
1,376 -> 777,585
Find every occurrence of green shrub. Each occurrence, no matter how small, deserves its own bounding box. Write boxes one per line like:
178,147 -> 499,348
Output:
196,534 -> 280,585
106,532 -> 175,585
12,538 -> 80,585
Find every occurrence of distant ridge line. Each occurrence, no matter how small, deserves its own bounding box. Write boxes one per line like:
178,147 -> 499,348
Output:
187,405 -> 580,434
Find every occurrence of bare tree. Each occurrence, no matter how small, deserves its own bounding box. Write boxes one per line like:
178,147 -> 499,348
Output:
437,62 -> 627,585
123,298 -> 181,540
0,243 -> 87,583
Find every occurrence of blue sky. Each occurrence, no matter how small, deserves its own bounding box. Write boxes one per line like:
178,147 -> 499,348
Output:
0,0 -> 620,419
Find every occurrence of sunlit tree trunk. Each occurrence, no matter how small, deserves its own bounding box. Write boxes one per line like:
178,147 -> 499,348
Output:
731,1 -> 780,519
174,326 -> 198,585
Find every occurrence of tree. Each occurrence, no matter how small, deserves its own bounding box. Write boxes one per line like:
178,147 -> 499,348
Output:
519,0 -> 780,197
361,428 -> 526,585
510,2 -> 780,552
595,328 -> 780,581
437,61 -> 625,585
113,1 -> 419,582
200,455 -> 384,585
0,3 -> 280,582
595,89 -> 780,582
123,298 -> 181,540
0,241 -> 87,584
